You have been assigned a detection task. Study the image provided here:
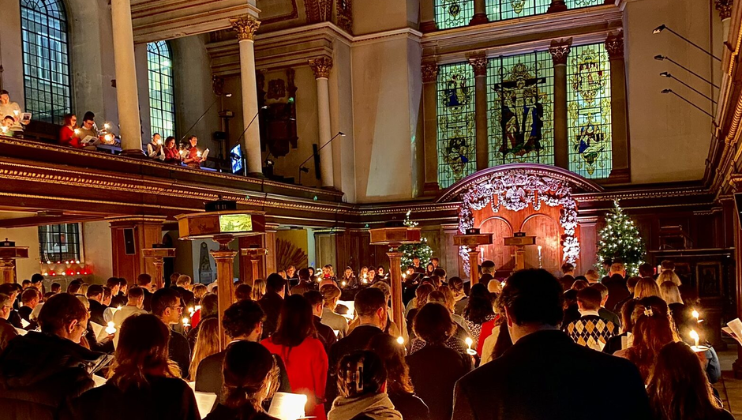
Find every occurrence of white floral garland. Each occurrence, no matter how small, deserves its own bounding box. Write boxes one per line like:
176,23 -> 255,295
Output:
458,170 -> 580,275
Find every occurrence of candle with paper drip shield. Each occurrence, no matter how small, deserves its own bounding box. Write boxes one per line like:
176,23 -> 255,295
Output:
105,321 -> 116,335
465,337 -> 477,355
689,329 -> 709,352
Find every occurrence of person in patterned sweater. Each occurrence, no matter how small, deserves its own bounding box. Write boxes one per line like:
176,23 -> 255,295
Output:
564,287 -> 617,351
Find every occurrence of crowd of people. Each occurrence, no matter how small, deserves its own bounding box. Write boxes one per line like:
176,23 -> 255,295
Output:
0,258 -> 733,420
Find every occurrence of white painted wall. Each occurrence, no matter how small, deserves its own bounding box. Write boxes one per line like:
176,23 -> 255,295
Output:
81,221 -> 112,284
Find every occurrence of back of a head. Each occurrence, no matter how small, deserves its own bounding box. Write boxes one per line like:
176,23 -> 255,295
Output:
223,341 -> 277,410
273,295 -> 315,347
304,290 -> 324,308
31,273 -> 44,284
647,342 -> 720,420
500,269 -> 563,326
414,283 -> 435,308
51,283 -> 61,293
481,260 -> 496,275
355,287 -> 386,318
570,280 -> 589,291
659,281 -> 683,305
660,260 -> 675,272
137,273 -> 152,287
67,279 -> 83,294
469,283 -> 491,302
223,299 -> 265,339
251,279 -> 266,300
634,278 -> 661,300
433,268 -> 446,281
38,293 -> 88,335
585,269 -> 599,283
414,303 -> 455,344
321,284 -> 341,304
590,283 -> 608,301
337,350 -> 387,399
265,273 -> 287,294
630,298 -> 675,379
151,288 -> 180,317
127,287 -> 144,302
298,268 -> 310,281
176,275 -> 192,287
235,284 -> 253,301
86,284 -> 103,299
201,293 -> 219,317
561,263 -> 574,274
428,291 -> 447,306
0,293 -> 12,311
576,287 -> 602,311
366,333 -> 409,394
627,276 -> 642,292
610,262 -> 624,275
112,314 -> 172,390
370,281 -> 391,302
0,283 -> 17,297
449,277 -> 464,293
21,288 -> 39,304
193,284 -> 208,299
464,296 -> 495,324
639,263 -> 654,278
657,270 -> 682,287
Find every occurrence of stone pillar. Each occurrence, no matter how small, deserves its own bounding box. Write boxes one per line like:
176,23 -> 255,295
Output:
605,31 -> 630,182
230,16 -> 263,176
111,0 -> 143,156
470,0 -> 489,25
420,0 -> 437,32
468,53 -> 488,171
549,38 -> 571,170
309,57 -> 335,188
547,0 -> 567,13
422,62 -> 440,194
716,0 -> 733,37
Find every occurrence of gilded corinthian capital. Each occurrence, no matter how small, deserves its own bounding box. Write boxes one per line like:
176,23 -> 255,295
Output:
230,16 -> 261,41
548,38 -> 572,65
605,31 -> 624,59
468,53 -> 488,76
309,57 -> 333,79
715,0 -> 733,20
421,62 -> 438,83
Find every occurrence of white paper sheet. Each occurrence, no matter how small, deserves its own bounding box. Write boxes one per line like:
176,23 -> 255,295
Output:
188,381 -> 218,419
20,318 -> 30,328
92,375 -> 107,388
268,392 -> 308,420
14,327 -> 27,336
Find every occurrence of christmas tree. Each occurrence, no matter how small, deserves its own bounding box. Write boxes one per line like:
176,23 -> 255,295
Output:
398,211 -> 434,267
596,201 -> 646,276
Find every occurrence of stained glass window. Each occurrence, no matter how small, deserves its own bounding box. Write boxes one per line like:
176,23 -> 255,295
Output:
487,51 -> 554,166
567,43 -> 612,179
565,0 -> 603,10
437,63 -> 477,188
435,0 -> 475,29
20,0 -> 72,124
485,0 -> 550,21
147,41 -> 176,138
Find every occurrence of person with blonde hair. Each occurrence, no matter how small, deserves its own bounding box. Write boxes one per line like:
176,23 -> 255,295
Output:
189,318 -> 220,380
585,269 -> 600,284
175,275 -> 195,308
320,284 -> 348,338
634,279 -> 661,300
655,270 -> 681,287
250,279 -> 266,301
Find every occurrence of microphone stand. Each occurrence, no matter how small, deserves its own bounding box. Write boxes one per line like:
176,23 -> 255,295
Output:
297,132 -> 345,185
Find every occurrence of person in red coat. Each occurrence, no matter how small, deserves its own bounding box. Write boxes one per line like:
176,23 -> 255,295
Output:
59,113 -> 82,148
261,294 -> 328,420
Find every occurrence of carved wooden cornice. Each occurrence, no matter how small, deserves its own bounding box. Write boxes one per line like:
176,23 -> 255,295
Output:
548,38 -> 572,65
230,15 -> 261,41
308,56 -> 333,78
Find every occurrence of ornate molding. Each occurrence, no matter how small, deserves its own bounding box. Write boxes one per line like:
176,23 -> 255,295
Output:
336,0 -> 353,34
467,53 -> 488,76
605,30 -> 624,59
548,38 -> 572,65
715,0 -> 733,20
230,15 -> 260,41
308,56 -> 333,79
421,62 -> 439,83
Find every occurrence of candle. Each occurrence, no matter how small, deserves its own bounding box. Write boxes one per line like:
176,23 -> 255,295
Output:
465,337 -> 477,355
197,150 -> 202,158
341,281 -> 346,287
537,245 -> 542,256
105,321 -> 116,335
402,273 -> 406,279
692,309 -> 700,323
182,317 -> 190,328
74,129 -> 80,135
690,330 -> 699,348
104,123 -> 110,130
188,307 -> 195,316
116,305 -> 122,311
397,336 -> 404,345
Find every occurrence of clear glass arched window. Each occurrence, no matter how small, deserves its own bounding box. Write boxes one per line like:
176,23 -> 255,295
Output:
147,41 -> 176,138
20,0 -> 72,124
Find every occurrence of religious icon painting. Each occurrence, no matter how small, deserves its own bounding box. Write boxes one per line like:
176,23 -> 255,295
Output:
437,63 -> 477,188
567,44 -> 613,179
487,52 -> 554,166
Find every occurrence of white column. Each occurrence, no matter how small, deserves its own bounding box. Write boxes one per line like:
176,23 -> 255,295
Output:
230,16 -> 263,176
309,57 -> 334,188
111,0 -> 143,155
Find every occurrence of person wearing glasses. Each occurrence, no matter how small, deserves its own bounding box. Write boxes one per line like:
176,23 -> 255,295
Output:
152,288 -> 191,379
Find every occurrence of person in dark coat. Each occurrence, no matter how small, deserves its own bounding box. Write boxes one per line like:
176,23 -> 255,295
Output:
259,273 -> 287,339
137,274 -> 155,312
86,285 -> 107,326
0,283 -> 23,329
407,303 -> 472,420
0,294 -> 102,420
290,268 -> 315,296
18,288 -> 40,330
557,262 -> 576,291
74,314 -> 199,420
174,275 -> 196,309
305,290 -> 337,354
0,293 -> 19,353
326,288 -> 390,412
204,341 -> 281,420
452,269 -> 652,420
152,288 -> 191,379
603,263 -> 630,313
196,299 -> 291,411
110,278 -> 129,308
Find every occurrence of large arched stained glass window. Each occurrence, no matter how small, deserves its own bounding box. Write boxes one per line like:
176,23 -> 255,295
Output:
147,41 -> 175,138
567,43 -> 612,179
20,0 -> 72,124
487,51 -> 554,166
435,0 -> 475,29
437,63 -> 477,188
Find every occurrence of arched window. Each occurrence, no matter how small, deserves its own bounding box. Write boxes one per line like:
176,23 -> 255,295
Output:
437,63 -> 477,188
20,0 -> 72,124
147,41 -> 176,138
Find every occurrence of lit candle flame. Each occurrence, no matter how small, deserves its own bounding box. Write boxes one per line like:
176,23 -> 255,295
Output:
74,129 -> 80,135
465,337 -> 473,348
105,321 -> 116,335
397,336 -> 404,345
197,150 -> 202,158
690,330 -> 700,348
182,317 -> 190,327
341,281 -> 346,287
692,309 -> 700,320
116,306 -> 122,310
104,123 -> 110,130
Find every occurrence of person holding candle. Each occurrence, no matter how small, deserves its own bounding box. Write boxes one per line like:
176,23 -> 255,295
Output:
112,287 -> 146,348
59,113 -> 83,148
0,90 -> 25,133
647,341 -> 734,420
320,284 -> 349,339
147,133 -> 166,161
162,136 -> 182,164
183,135 -> 204,168
152,288 -> 191,379
407,302 -> 472,420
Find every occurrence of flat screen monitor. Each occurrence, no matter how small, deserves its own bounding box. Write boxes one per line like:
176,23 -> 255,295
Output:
230,144 -> 243,174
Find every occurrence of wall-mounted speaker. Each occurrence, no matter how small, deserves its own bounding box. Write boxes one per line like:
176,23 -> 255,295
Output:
124,228 -> 136,255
